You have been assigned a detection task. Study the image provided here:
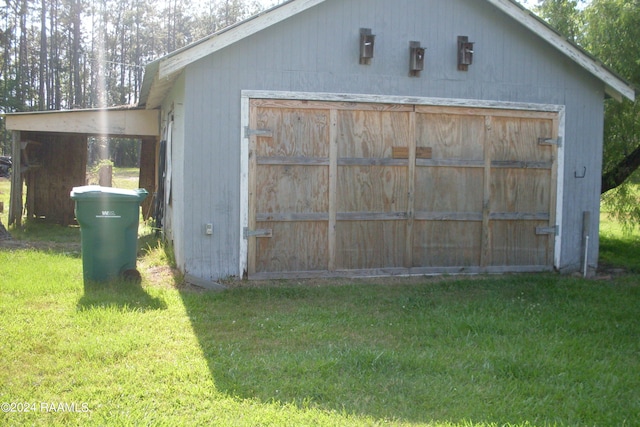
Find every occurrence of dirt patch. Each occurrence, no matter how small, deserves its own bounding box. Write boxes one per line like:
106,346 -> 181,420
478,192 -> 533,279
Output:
142,264 -> 185,290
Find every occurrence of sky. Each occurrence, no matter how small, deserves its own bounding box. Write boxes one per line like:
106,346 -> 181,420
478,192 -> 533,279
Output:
519,0 -> 591,10
253,0 -> 594,15
254,0 -> 592,12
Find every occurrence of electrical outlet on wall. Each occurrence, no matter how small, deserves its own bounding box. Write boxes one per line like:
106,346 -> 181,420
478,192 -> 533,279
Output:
205,223 -> 213,235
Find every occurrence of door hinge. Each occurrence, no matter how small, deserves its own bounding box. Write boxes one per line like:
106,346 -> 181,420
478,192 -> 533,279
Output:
538,137 -> 562,147
243,227 -> 273,239
244,126 -> 273,138
536,225 -> 559,236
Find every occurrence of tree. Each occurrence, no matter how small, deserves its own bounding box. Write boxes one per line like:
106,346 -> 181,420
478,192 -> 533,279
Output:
583,0 -> 640,229
536,0 -> 640,229
38,0 -> 47,110
0,0 -> 271,155
535,0 -> 583,41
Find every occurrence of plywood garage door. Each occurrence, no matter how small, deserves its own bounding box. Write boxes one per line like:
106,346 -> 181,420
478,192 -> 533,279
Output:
247,99 -> 558,279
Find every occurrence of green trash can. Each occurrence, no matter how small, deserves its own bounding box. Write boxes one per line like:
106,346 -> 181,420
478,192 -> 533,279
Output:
70,185 -> 148,282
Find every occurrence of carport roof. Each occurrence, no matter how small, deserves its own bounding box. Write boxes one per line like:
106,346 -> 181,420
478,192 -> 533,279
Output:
3,107 -> 160,137
139,0 -> 636,110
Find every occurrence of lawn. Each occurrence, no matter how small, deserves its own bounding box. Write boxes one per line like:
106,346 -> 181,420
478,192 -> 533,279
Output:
0,174 -> 639,426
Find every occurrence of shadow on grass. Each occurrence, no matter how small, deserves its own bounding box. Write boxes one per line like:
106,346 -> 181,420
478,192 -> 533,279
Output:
77,277 -> 167,312
178,274 -> 640,425
599,235 -> 640,273
176,281 -> 479,425
8,217 -> 81,243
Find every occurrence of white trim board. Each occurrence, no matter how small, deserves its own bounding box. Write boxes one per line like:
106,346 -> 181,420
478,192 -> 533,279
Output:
485,0 -> 634,102
159,0 -> 325,79
238,90 -> 566,276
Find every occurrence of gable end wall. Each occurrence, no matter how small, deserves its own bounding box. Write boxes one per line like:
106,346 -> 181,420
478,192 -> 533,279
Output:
174,0 -> 604,279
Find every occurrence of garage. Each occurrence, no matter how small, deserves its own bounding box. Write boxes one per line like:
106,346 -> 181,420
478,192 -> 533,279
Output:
246,97 -> 560,279
131,0 -> 635,282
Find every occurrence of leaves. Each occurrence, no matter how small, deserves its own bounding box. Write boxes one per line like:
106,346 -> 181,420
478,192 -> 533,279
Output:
537,0 -> 640,228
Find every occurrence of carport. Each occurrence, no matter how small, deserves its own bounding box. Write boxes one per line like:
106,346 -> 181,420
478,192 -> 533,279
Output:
3,107 -> 160,226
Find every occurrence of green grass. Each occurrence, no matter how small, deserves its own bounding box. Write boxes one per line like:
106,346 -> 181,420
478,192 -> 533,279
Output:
1,173 -> 639,426
85,166 -> 140,190
1,246 -> 639,426
0,177 -> 9,228
599,211 -> 640,272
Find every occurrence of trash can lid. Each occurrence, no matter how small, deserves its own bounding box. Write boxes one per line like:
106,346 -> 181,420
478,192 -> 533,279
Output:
70,185 -> 148,201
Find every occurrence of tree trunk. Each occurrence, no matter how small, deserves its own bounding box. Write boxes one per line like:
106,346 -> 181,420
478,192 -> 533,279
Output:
39,0 -> 47,110
71,0 -> 82,107
0,219 -> 11,240
601,144 -> 640,194
17,0 -> 29,110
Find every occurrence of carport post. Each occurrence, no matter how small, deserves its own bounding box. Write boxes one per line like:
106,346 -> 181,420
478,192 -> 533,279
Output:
8,130 -> 22,226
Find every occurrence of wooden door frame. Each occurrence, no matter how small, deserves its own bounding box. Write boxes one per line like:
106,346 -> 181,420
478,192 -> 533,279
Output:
239,90 -> 565,278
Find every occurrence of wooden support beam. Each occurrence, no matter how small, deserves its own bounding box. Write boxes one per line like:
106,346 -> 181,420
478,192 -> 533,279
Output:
328,109 -> 338,272
5,109 -> 160,137
9,131 -> 22,226
139,137 -> 158,220
480,117 -> 492,267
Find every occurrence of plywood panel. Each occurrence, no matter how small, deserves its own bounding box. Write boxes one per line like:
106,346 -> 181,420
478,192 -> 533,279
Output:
255,107 -> 330,157
416,113 -> 485,160
412,221 -> 482,267
337,166 -> 408,213
256,165 -> 328,214
491,117 -> 554,162
490,221 -> 550,266
414,167 -> 484,213
255,221 -> 329,272
336,221 -> 405,269
337,110 -> 411,158
491,168 -> 551,213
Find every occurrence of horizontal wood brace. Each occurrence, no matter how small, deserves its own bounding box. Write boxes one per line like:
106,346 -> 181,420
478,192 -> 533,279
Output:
256,157 -> 411,166
244,126 -> 273,138
536,225 -> 559,235
337,211 -> 408,221
256,211 -> 409,222
416,159 -> 484,168
414,212 -> 550,221
392,146 -> 432,159
257,211 -> 550,223
339,158 -> 408,166
491,212 -> 550,221
257,157 -> 553,169
415,212 -> 483,221
249,265 -> 554,280
243,227 -> 273,238
538,136 -> 562,147
491,160 -> 553,169
257,156 -> 329,165
256,212 -> 328,222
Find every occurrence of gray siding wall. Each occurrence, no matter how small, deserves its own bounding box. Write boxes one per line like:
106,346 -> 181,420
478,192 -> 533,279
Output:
176,0 -> 605,279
